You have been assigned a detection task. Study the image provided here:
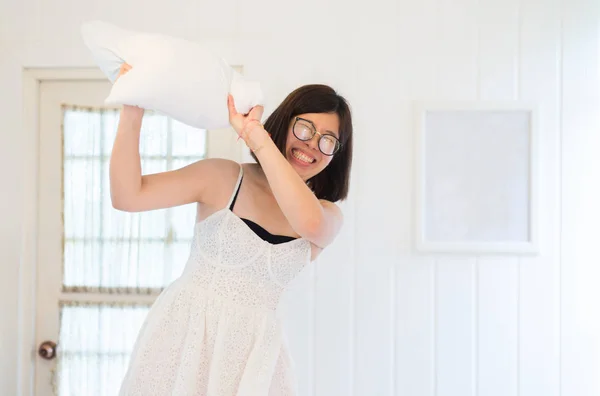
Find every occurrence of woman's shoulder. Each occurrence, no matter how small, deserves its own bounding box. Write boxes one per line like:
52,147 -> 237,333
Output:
196,158 -> 241,178
190,158 -> 242,208
212,159 -> 246,190
186,158 -> 241,192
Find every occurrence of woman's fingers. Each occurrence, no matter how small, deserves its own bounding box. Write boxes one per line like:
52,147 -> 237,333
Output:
116,63 -> 132,81
228,95 -> 263,120
227,96 -> 265,141
227,95 -> 245,135
227,94 -> 238,118
248,105 -> 264,121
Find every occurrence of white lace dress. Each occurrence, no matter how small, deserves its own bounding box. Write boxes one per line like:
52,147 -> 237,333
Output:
119,167 -> 311,396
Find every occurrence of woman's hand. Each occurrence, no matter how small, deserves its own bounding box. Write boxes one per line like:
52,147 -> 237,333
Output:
115,63 -> 143,115
227,94 -> 269,151
116,62 -> 132,81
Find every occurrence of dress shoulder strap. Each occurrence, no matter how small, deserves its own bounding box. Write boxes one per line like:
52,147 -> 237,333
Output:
226,164 -> 244,210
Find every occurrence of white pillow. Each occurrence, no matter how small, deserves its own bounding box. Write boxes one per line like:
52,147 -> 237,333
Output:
81,21 -> 264,130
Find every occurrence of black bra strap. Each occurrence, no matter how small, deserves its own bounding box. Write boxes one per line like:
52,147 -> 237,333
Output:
229,176 -> 243,211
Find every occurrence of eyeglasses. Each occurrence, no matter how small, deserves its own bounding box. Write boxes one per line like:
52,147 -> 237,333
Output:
292,117 -> 341,156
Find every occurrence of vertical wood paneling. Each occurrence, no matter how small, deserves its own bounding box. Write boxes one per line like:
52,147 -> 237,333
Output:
477,258 -> 519,396
351,104 -> 404,395
518,0 -> 561,394
394,0 -> 438,389
352,196 -> 396,396
560,0 -> 600,393
435,0 -> 479,101
353,253 -> 395,396
435,258 -> 477,396
396,256 -> 435,396
314,198 -> 355,396
279,267 -> 315,396
476,1 -> 520,396
351,0 -> 404,393
478,0 -> 520,102
432,0 -> 479,394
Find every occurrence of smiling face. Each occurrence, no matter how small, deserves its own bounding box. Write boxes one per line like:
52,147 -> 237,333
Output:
284,112 -> 341,181
251,84 -> 353,201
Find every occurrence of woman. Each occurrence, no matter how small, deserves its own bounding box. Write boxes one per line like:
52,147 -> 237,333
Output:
113,64 -> 353,395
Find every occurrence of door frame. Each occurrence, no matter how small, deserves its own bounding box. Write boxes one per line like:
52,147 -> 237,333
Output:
20,68 -> 107,396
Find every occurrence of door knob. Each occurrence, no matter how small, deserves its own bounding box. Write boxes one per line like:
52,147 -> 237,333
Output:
38,341 -> 57,360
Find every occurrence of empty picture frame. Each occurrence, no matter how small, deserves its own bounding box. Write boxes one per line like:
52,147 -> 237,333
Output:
414,102 -> 539,254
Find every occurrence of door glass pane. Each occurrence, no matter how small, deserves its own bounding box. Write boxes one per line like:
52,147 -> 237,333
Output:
63,240 -> 184,291
100,159 -> 168,240
56,303 -> 150,396
138,113 -> 169,156
64,158 -> 102,239
63,108 -> 102,156
61,107 -> 204,291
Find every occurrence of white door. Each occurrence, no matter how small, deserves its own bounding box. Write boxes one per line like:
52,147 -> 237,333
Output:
35,79 -> 241,396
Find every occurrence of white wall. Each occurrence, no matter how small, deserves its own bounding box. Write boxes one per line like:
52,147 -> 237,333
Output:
1,0 -> 599,395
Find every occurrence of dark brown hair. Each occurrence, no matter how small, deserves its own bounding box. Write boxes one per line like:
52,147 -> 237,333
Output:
251,84 -> 353,202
